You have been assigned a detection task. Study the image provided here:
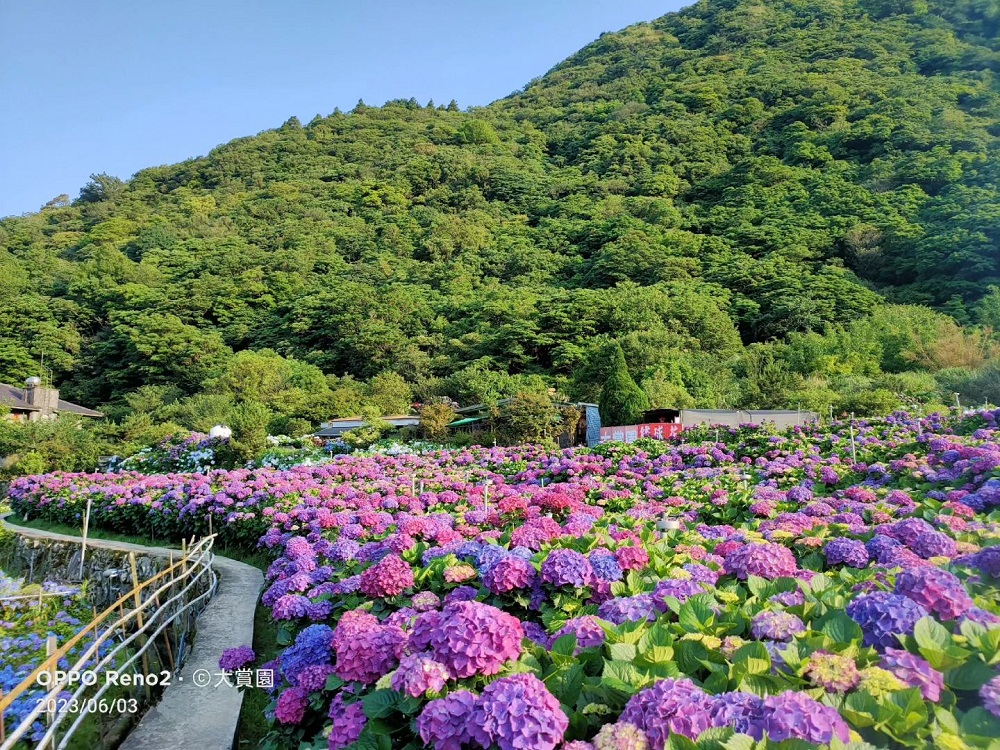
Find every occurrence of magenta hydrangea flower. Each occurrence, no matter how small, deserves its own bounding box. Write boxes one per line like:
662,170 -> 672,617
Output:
825,538 -> 870,568
882,648 -> 944,701
981,675 -> 1000,718
724,542 -> 798,580
359,553 -> 414,598
483,554 -> 537,594
761,691 -> 850,744
551,615 -> 606,652
894,566 -> 973,621
541,548 -> 595,588
327,694 -> 366,749
847,591 -> 929,650
390,654 -> 450,697
219,645 -> 255,672
417,691 -> 480,750
426,601 -> 524,678
471,673 -> 569,750
274,686 -> 309,725
615,546 -> 650,571
332,609 -> 407,683
751,611 -> 806,642
619,678 -> 714,745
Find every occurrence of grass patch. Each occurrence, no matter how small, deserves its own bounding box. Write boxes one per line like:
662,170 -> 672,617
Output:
235,602 -> 282,749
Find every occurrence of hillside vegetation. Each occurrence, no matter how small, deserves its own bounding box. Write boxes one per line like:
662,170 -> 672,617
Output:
1,0 -> 999,432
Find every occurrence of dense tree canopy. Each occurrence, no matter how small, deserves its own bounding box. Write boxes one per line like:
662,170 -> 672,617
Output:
0,0 -> 997,424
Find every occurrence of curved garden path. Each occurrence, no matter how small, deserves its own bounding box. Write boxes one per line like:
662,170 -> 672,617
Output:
1,513 -> 263,750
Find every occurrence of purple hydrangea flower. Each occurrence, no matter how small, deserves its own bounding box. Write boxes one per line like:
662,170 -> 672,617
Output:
426,601 -> 524,679
962,607 -> 1000,627
597,594 -> 659,625
847,592 -> 929,650
327,695 -> 366,749
751,611 -> 806,642
444,585 -> 479,604
769,590 -> 805,607
541,548 -> 595,588
971,547 -> 1000,577
483,555 -> 537,594
825,538 -> 870,568
895,567 -> 973,621
417,691 -> 480,750
551,615 -> 605,652
620,678 -> 714,745
652,578 -> 705,609
882,648 -> 944,701
219,645 -> 255,672
272,594 -> 311,620
522,621 -> 550,647
867,535 -> 903,564
707,692 -> 764,738
911,531 -> 957,559
682,563 -> 720,586
470,673 -> 568,750
761,691 -> 850,743
390,654 -> 450,697
981,676 -> 1000,718
292,663 -> 336,692
886,518 -> 935,547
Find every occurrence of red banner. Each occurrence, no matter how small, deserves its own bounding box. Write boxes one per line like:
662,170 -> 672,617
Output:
599,423 -> 683,443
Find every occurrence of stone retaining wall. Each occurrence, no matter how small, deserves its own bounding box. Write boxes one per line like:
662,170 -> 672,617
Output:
2,532 -> 169,610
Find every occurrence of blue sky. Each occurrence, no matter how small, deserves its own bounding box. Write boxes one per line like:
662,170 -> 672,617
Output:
0,1 -> 686,218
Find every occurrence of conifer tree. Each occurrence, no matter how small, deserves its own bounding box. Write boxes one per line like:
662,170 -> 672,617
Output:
599,342 -> 649,425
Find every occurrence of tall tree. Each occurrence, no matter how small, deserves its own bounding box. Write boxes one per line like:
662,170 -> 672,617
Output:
599,342 -> 649,425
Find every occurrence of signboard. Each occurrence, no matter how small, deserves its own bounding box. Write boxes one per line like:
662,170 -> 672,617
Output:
599,423 -> 683,443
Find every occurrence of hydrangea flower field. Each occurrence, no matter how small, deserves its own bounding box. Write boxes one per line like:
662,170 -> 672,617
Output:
0,572 -> 99,742
10,411 -> 1000,749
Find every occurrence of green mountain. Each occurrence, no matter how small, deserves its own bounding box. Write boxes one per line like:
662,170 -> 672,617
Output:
1,0 -> 998,422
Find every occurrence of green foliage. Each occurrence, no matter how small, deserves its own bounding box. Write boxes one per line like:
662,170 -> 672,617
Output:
0,0 -> 997,427
229,400 -> 270,464
490,391 -> 567,445
418,400 -> 457,440
599,342 -> 649,425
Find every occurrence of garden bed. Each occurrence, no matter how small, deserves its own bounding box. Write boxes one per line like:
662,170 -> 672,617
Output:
9,411 -> 1000,749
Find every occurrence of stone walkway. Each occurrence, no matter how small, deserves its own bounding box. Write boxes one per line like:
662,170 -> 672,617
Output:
1,514 -> 263,750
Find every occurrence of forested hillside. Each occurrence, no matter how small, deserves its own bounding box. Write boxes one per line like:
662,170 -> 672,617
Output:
1,0 -> 999,432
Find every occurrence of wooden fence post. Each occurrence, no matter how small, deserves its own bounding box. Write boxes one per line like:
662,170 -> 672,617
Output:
79,497 -> 92,579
